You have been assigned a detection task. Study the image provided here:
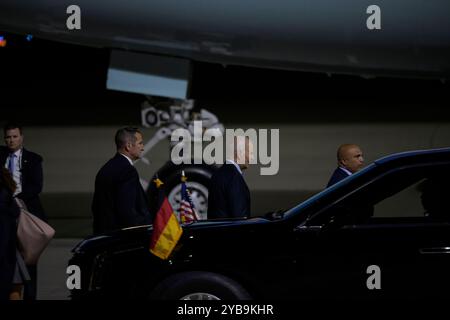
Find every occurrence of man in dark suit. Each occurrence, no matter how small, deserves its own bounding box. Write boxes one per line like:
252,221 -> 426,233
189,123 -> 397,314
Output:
0,124 -> 45,221
1,123 -> 46,300
327,144 -> 364,187
207,136 -> 253,219
92,127 -> 153,234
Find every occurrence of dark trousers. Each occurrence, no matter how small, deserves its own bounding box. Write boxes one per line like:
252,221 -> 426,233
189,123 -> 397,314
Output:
23,265 -> 37,300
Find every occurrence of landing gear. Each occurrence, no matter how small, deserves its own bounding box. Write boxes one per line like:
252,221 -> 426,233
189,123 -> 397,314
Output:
149,162 -> 217,220
139,97 -> 224,219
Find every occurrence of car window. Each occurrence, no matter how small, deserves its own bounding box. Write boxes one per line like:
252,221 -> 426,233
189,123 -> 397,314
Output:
367,164 -> 450,220
373,178 -> 426,218
310,162 -> 450,226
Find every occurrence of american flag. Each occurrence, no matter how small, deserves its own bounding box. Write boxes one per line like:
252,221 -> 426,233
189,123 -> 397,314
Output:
179,172 -> 200,223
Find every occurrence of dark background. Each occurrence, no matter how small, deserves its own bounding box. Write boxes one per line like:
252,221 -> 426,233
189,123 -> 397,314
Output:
1,33 -> 449,125
1,32 -> 449,240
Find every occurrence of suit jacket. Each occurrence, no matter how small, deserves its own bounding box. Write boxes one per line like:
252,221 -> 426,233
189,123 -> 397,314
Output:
92,153 -> 153,234
207,163 -> 251,219
0,146 -> 46,221
326,167 -> 351,188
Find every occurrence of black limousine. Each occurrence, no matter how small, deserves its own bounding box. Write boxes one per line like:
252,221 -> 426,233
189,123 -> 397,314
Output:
69,147 -> 450,300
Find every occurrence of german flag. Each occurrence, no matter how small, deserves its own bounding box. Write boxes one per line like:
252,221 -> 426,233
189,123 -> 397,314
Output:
149,178 -> 183,260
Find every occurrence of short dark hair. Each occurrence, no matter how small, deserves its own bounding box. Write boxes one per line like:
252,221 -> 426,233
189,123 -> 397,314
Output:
115,127 -> 141,149
3,122 -> 23,136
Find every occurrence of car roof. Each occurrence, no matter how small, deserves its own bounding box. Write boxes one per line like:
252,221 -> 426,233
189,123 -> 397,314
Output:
374,147 -> 450,165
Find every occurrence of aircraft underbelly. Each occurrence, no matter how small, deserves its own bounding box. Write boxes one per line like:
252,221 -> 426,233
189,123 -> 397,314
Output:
1,0 -> 449,77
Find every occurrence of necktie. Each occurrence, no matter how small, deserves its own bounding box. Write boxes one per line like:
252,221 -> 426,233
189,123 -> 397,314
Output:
8,153 -> 15,175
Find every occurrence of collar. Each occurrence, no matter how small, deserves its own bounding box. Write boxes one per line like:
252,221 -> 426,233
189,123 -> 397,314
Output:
9,148 -> 22,158
119,153 -> 134,166
338,166 -> 353,176
226,159 -> 243,175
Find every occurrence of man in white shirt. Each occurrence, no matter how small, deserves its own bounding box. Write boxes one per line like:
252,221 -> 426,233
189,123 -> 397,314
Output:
1,123 -> 45,218
1,122 -> 46,301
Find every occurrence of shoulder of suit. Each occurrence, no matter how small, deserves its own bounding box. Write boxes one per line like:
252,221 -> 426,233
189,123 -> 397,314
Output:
113,154 -> 135,168
105,154 -> 132,170
217,163 -> 240,176
114,155 -> 138,175
22,148 -> 43,162
98,155 -> 136,181
211,164 -> 235,182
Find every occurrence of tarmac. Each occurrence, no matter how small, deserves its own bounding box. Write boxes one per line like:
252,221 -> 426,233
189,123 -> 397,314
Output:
38,238 -> 81,300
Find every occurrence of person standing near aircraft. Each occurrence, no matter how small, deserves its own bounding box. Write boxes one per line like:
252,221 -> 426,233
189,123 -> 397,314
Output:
92,127 -> 154,234
207,136 -> 254,219
327,144 -> 364,187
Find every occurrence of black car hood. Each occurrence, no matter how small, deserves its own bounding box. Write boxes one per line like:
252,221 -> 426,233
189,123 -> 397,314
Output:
181,216 -> 270,230
72,216 -> 272,254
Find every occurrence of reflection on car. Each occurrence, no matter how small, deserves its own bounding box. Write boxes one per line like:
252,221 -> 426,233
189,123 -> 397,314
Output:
69,147 -> 450,300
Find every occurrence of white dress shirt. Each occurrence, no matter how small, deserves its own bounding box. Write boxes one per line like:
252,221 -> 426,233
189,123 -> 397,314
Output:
5,148 -> 22,196
338,166 -> 353,176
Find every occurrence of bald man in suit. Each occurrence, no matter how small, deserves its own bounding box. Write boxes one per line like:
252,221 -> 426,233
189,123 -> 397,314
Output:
327,144 -> 364,187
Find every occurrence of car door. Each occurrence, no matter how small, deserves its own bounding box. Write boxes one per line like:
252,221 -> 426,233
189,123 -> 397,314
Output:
291,161 -> 450,299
